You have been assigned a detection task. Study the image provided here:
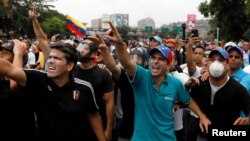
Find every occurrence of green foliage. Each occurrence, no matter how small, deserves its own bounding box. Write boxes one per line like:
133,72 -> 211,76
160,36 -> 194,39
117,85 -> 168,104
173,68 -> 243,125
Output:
198,0 -> 249,42
243,28 -> 250,40
40,9 -> 70,37
42,16 -> 66,37
246,0 -> 250,21
0,0 -> 56,38
198,1 -> 210,17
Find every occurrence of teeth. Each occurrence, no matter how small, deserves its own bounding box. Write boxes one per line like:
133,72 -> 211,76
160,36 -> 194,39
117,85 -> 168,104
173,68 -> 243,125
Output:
48,67 -> 55,70
152,66 -> 159,69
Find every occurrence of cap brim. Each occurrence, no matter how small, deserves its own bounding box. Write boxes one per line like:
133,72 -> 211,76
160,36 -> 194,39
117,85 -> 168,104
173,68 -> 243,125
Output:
149,48 -> 166,59
227,46 -> 243,57
209,50 -> 227,59
0,46 -> 12,52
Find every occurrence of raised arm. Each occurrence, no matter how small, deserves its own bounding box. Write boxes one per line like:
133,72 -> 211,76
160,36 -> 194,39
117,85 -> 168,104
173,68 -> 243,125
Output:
104,21 -> 136,77
186,36 -> 199,76
88,34 -> 121,80
9,40 -> 27,91
29,4 -> 50,61
0,58 -> 27,87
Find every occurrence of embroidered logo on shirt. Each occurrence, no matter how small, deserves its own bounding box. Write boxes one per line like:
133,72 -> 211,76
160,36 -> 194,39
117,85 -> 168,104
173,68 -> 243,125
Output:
47,85 -> 52,91
164,95 -> 174,101
73,90 -> 80,100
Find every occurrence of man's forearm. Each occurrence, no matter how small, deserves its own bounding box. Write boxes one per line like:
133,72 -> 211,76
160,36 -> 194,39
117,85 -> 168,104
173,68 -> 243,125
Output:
115,42 -> 135,76
100,48 -> 121,79
32,18 -> 47,40
88,112 -> 106,141
188,99 -> 206,119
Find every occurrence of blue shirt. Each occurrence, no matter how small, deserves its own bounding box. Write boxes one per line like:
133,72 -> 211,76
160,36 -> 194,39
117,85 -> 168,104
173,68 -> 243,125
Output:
231,68 -> 250,117
231,68 -> 250,93
130,65 -> 191,141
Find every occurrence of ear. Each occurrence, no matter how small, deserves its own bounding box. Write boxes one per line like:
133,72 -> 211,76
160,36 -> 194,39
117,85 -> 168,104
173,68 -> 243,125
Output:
67,62 -> 75,72
166,61 -> 172,69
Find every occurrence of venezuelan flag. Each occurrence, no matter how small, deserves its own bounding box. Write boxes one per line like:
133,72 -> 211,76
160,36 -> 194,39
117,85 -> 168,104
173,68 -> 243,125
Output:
66,15 -> 87,38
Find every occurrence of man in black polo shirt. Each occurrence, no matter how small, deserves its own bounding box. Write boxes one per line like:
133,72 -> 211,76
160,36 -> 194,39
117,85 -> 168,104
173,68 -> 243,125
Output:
190,48 -> 250,140
0,41 -> 106,141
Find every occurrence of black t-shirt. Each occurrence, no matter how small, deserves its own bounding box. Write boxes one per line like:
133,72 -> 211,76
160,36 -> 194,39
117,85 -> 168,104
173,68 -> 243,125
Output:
73,65 -> 114,141
73,65 -> 113,121
24,70 -> 98,141
0,79 -> 37,140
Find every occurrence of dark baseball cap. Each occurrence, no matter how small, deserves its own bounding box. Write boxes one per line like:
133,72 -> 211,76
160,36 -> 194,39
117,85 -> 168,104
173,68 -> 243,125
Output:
0,41 -> 14,52
0,40 -> 28,65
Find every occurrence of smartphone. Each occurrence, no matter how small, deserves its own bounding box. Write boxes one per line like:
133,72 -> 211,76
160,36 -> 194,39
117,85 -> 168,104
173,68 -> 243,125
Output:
191,29 -> 199,37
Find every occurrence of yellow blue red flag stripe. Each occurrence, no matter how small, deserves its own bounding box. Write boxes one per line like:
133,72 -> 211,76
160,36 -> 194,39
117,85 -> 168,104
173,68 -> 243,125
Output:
66,15 -> 87,38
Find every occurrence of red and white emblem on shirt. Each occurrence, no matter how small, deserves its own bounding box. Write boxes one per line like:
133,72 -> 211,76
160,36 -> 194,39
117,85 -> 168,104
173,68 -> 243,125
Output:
73,90 -> 80,100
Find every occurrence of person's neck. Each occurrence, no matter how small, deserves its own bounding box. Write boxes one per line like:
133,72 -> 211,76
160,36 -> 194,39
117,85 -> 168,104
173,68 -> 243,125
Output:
227,68 -> 239,76
79,61 -> 95,70
52,73 -> 70,87
209,75 -> 228,87
196,62 -> 203,67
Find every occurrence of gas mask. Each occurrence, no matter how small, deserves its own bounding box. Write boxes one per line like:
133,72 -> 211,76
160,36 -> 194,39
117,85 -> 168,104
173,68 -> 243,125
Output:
77,42 -> 96,62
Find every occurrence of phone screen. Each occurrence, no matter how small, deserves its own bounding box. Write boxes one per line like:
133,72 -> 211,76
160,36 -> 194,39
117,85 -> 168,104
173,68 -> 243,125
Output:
191,29 -> 199,37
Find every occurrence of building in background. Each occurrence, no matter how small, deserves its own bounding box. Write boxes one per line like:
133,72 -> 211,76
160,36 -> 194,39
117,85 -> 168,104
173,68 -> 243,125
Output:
186,14 -> 197,31
91,14 -> 129,30
91,18 -> 102,30
110,14 -> 129,27
137,17 -> 155,30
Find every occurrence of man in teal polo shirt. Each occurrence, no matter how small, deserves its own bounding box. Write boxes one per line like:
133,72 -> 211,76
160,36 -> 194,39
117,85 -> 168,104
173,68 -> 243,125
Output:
101,21 -> 211,141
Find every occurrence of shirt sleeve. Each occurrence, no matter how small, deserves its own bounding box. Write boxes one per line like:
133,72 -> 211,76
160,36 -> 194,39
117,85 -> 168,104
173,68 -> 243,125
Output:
24,69 -> 45,92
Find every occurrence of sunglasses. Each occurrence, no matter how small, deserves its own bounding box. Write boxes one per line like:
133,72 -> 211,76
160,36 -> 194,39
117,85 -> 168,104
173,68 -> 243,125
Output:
228,55 -> 241,59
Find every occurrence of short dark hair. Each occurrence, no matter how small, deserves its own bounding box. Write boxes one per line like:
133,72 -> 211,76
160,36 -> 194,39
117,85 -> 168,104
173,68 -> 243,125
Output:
194,45 -> 205,52
49,41 -> 79,66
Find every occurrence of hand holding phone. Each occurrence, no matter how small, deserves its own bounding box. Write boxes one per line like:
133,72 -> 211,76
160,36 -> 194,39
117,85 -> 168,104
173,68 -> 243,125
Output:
191,29 -> 199,37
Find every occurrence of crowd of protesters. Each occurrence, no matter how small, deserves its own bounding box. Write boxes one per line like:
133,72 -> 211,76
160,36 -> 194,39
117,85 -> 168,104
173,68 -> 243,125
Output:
0,5 -> 250,141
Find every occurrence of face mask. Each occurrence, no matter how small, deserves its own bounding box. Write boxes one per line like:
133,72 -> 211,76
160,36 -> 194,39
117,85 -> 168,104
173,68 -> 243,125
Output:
209,60 -> 225,78
77,43 -> 94,62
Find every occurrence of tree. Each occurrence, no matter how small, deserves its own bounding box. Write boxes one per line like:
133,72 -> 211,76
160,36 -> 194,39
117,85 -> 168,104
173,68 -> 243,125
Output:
0,0 -> 56,38
40,10 -> 70,37
42,16 -> 67,37
198,0 -> 249,42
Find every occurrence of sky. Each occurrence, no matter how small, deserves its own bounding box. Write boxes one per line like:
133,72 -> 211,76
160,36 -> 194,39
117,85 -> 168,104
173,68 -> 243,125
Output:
50,0 -> 207,28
